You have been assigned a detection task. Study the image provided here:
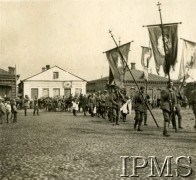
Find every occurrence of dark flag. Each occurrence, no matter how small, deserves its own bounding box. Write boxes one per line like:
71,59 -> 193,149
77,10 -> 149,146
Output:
148,24 -> 178,75
141,46 -> 152,81
106,43 -> 130,88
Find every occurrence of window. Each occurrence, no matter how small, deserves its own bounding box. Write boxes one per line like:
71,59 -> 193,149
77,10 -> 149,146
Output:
31,88 -> 38,99
53,72 -> 59,79
42,88 -> 49,97
75,88 -> 82,97
53,88 -> 60,97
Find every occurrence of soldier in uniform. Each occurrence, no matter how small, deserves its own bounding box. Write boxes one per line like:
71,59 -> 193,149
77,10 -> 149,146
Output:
23,95 -> 30,116
88,93 -> 96,117
108,89 -> 113,122
160,81 -> 177,137
100,90 -> 107,119
133,86 -> 146,131
189,85 -> 196,128
173,87 -> 183,129
82,94 -> 89,116
95,91 -> 101,117
144,94 -> 151,126
33,96 -> 39,116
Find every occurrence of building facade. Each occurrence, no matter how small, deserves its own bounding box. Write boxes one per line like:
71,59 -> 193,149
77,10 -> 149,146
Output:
87,63 -> 181,100
0,67 -> 17,99
19,65 -> 86,99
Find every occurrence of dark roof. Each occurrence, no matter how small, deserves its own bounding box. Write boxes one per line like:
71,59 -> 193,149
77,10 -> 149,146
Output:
88,69 -> 168,83
124,69 -> 168,82
88,76 -> 109,83
0,68 -> 13,76
0,68 -> 9,75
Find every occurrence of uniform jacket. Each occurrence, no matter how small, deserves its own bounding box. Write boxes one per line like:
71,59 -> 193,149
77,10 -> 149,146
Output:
133,92 -> 146,112
160,88 -> 177,112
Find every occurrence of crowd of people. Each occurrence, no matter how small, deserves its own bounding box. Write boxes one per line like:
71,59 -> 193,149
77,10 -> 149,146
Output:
0,98 -> 18,124
0,81 -> 196,137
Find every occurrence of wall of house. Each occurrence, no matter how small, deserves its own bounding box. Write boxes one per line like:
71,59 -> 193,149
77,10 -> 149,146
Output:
0,75 -> 16,99
23,81 -> 86,99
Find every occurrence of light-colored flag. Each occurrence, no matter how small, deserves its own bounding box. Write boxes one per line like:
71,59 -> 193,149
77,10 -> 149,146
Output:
106,42 -> 130,88
141,46 -> 152,81
148,24 -> 178,76
178,39 -> 196,80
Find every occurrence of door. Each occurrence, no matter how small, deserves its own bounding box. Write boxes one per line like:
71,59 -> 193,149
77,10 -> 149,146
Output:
0,85 -> 11,98
64,88 -> 71,98
31,88 -> 38,99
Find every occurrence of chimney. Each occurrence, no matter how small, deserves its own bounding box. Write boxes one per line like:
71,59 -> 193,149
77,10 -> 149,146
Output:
8,66 -> 15,74
130,63 -> 136,70
46,65 -> 50,70
42,67 -> 46,72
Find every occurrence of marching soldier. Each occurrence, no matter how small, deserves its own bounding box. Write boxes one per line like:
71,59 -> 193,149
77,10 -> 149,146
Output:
160,81 -> 177,137
33,96 -> 39,116
133,86 -> 146,131
23,95 -> 30,116
100,90 -> 108,119
82,94 -> 89,116
88,93 -> 96,117
144,94 -> 151,126
95,91 -> 101,117
173,87 -> 183,129
108,89 -> 114,122
189,86 -> 196,128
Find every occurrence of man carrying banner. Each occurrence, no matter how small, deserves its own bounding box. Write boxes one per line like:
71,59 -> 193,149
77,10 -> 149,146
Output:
133,86 -> 147,131
160,81 -> 177,137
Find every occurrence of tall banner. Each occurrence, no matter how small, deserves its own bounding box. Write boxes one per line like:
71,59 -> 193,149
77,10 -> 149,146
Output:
178,39 -> 196,80
141,46 -> 152,81
148,24 -> 178,76
106,42 -> 130,88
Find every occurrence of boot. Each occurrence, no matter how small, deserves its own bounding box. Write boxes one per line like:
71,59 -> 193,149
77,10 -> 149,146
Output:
137,121 -> 143,131
134,119 -> 138,130
178,118 -> 183,129
163,122 -> 170,137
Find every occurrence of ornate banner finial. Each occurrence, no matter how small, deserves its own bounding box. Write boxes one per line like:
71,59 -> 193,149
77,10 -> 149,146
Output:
157,2 -> 161,11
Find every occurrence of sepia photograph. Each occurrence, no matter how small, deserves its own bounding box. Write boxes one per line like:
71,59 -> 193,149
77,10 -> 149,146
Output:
0,0 -> 196,179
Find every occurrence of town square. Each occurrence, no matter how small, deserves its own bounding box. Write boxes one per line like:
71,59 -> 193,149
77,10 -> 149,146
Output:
0,0 -> 196,179
0,108 -> 195,179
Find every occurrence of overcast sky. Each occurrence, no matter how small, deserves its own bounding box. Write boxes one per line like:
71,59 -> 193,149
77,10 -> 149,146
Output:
0,0 -> 196,81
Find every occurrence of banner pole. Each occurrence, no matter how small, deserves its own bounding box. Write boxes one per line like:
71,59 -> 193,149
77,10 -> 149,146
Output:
108,30 -> 159,128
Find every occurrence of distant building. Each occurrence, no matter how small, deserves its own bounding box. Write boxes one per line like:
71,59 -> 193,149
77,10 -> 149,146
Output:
0,67 -> 17,99
87,63 -> 180,99
19,65 -> 86,99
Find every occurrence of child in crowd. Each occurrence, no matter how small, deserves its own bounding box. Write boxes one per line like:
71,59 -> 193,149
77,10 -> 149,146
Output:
72,99 -> 79,116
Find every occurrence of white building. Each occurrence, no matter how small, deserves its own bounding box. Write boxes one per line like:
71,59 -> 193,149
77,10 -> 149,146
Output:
20,65 -> 86,99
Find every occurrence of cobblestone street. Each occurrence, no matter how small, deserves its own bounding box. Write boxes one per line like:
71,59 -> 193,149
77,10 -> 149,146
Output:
0,109 -> 196,179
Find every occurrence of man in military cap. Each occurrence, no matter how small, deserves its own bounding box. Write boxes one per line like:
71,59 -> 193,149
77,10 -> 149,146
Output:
160,81 -> 177,137
133,86 -> 146,131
